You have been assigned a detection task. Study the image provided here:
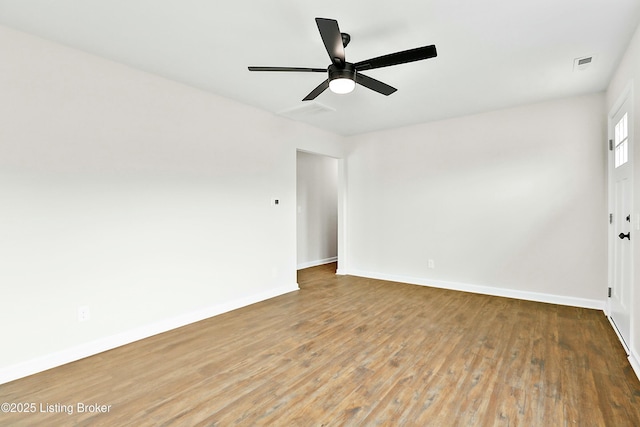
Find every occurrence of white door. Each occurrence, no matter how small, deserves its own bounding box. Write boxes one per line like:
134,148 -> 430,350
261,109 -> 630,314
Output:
609,96 -> 632,349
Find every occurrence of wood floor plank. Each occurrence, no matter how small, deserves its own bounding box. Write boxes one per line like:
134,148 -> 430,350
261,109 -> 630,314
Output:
1,263 -> 639,426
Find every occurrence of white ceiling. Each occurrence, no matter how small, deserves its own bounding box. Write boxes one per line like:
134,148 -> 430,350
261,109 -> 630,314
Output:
1,0 -> 639,136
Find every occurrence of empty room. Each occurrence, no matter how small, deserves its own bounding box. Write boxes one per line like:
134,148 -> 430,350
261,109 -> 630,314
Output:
1,0 -> 640,425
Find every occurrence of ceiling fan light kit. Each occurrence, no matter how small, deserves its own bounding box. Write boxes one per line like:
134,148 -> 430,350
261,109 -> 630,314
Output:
248,18 -> 437,101
328,63 -> 356,94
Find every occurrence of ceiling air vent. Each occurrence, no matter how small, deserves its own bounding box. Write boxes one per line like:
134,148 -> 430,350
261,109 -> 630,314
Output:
573,55 -> 594,71
277,102 -> 336,120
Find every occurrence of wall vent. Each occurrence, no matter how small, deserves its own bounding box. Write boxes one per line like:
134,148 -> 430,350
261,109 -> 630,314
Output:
573,55 -> 595,71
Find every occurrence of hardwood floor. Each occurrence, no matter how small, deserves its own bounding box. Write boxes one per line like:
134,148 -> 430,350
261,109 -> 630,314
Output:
1,263 -> 639,426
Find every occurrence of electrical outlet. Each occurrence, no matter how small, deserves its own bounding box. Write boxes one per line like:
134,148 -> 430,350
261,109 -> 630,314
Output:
78,306 -> 91,322
428,259 -> 435,269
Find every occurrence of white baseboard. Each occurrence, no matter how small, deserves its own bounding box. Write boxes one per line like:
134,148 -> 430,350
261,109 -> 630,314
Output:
346,269 -> 605,310
606,315 -> 631,353
0,283 -> 299,385
297,256 -> 337,270
629,350 -> 640,382
606,315 -> 640,383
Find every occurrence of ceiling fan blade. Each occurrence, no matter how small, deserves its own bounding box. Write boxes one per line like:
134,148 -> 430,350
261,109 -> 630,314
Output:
316,18 -> 345,67
354,45 -> 437,71
355,73 -> 397,96
248,66 -> 326,72
303,80 -> 330,101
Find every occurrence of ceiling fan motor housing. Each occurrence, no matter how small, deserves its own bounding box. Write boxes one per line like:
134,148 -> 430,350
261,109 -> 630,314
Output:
329,62 -> 356,81
328,62 -> 356,94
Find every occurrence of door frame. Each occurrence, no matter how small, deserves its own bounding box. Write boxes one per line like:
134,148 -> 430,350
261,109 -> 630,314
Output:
607,81 -> 634,354
295,149 -> 347,274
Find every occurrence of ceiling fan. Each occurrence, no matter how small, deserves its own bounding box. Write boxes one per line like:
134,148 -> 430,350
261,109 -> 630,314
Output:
248,18 -> 437,101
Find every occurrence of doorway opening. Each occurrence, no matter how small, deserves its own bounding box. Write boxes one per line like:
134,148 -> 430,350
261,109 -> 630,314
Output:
296,151 -> 339,276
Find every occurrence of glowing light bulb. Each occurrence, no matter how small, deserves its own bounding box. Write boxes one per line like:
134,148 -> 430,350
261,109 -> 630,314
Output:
329,78 -> 356,94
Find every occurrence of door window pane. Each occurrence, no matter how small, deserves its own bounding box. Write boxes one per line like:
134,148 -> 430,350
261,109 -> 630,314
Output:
615,113 -> 628,168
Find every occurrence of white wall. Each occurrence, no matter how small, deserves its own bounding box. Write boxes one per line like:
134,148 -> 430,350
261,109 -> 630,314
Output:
0,25 -> 345,383
345,93 -> 607,306
607,20 -> 640,375
296,152 -> 338,269
0,20 -> 623,384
